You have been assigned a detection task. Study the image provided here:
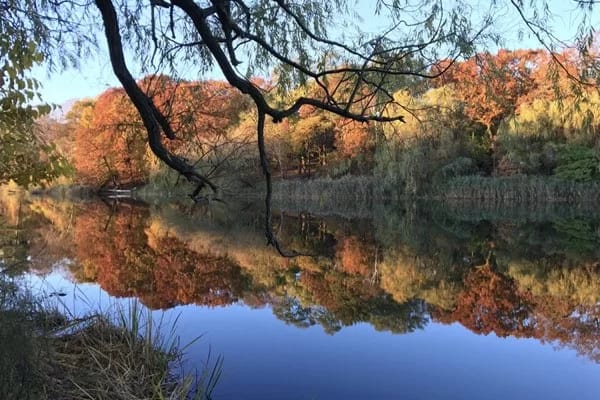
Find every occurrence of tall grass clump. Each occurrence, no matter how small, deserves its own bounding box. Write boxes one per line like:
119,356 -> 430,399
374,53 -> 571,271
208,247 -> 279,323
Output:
0,275 -> 59,399
0,274 -> 220,400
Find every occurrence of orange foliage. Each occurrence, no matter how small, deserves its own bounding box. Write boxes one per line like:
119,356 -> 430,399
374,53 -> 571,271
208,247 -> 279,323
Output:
157,79 -> 248,143
524,49 -> 589,102
72,76 -> 249,186
438,49 -> 543,134
300,270 -> 380,325
433,265 -> 535,337
336,119 -> 373,158
73,202 -> 152,295
73,88 -> 148,186
72,201 -> 248,309
147,236 -> 247,309
433,264 -> 600,361
335,235 -> 376,276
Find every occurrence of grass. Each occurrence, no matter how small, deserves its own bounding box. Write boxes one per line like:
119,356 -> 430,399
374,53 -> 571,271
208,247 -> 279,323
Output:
439,175 -> 600,203
0,275 -> 220,400
267,175 -> 375,218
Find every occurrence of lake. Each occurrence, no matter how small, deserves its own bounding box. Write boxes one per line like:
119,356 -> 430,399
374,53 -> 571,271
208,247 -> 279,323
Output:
3,191 -> 600,399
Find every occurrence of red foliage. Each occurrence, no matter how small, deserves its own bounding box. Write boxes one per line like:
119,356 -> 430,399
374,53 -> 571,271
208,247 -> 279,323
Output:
438,49 -> 544,134
433,265 -> 535,337
72,76 -> 249,187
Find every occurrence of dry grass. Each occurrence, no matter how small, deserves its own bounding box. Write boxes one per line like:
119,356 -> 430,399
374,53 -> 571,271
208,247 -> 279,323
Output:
439,175 -> 600,203
0,276 -> 220,400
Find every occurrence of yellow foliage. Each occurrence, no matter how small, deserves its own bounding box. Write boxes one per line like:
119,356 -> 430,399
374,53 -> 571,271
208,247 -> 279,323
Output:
507,260 -> 600,305
384,86 -> 465,142
506,91 -> 600,141
28,198 -> 75,233
379,248 -> 460,310
0,183 -> 26,225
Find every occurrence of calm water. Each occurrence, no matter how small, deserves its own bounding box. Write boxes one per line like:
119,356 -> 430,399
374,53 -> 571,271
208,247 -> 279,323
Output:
3,191 -> 600,399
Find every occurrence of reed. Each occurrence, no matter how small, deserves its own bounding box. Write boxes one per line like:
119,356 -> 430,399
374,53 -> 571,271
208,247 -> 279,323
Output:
439,175 -> 600,204
267,175 -> 375,218
0,275 -> 220,400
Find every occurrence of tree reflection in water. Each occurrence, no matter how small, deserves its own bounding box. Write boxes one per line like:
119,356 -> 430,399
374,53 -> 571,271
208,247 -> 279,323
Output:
4,191 -> 600,362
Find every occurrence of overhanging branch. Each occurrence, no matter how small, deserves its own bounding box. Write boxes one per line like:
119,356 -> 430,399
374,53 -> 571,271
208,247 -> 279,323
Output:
95,0 -> 217,193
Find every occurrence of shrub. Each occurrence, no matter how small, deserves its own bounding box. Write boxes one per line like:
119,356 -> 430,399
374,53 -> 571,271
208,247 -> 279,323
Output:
554,144 -> 599,182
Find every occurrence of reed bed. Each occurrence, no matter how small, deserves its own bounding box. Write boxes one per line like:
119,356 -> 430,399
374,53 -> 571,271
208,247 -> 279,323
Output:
440,175 -> 600,203
269,175 -> 375,218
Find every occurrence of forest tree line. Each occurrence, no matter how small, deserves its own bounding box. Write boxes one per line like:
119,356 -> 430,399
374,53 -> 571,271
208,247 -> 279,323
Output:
35,44 -> 600,198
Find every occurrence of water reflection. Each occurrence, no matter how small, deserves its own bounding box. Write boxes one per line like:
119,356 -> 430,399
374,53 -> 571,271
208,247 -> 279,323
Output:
3,188 -> 600,364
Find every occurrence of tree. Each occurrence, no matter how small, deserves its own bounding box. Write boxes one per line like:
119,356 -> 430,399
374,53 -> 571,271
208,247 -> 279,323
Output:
0,10 -> 59,186
434,49 -> 547,173
152,78 -> 255,187
0,0 -> 96,186
90,0 -> 599,249
438,265 -> 536,337
439,50 -> 543,134
7,0 -> 600,249
72,88 -> 150,186
90,0 -> 495,252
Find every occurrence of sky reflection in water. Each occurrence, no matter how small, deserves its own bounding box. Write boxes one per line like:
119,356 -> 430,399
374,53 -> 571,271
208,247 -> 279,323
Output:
30,267 -> 600,400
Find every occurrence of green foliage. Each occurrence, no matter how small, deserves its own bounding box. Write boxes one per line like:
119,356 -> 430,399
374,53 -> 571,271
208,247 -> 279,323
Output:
554,144 -> 599,182
1,9 -> 48,125
373,87 -> 489,197
0,128 -> 72,187
496,134 -> 557,175
433,157 -> 478,182
495,92 -> 600,177
552,218 -> 600,257
0,12 -> 70,187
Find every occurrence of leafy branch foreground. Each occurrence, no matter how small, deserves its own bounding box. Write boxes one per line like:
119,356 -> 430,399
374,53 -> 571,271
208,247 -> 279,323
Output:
0,276 -> 220,400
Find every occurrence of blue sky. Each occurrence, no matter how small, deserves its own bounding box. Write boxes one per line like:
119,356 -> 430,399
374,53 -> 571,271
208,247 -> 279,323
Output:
32,0 -> 598,106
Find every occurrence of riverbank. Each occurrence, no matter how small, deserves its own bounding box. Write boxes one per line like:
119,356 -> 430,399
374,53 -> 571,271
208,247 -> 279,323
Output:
0,274 -> 217,400
268,174 -> 600,203
18,171 -> 600,213
440,175 -> 600,203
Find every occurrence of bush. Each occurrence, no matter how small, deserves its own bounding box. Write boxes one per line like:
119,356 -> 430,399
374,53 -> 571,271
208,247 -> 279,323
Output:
554,144 -> 599,182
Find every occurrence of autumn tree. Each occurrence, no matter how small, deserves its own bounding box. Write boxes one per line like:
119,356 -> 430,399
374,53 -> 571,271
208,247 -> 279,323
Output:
336,120 -> 374,160
72,87 -> 148,186
147,235 -> 249,308
155,78 -> 254,186
438,265 -> 536,337
374,87 -> 487,195
435,50 -> 545,169
70,76 -> 254,188
5,0 -> 600,248
89,0 -> 507,252
72,202 -> 154,295
335,234 -> 379,276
